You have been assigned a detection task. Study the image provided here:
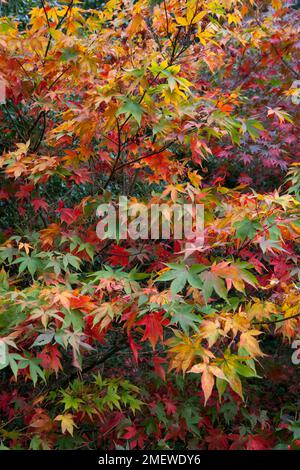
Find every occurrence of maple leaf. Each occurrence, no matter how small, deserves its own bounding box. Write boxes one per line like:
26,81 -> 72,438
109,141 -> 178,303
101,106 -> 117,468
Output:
108,245 -> 130,267
167,332 -> 214,373
15,183 -> 34,200
247,299 -> 277,321
116,98 -> 144,125
59,206 -> 82,225
239,330 -> 265,358
200,269 -> 227,302
200,261 -> 258,302
52,289 -> 74,309
5,160 -> 27,178
70,167 -> 92,185
39,223 -> 61,248
0,189 -> 9,200
163,397 -> 177,416
153,356 -> 167,381
18,242 -> 32,255
126,13 -> 146,36
30,409 -> 54,433
55,414 -> 77,436
234,217 -> 261,242
136,311 -> 169,350
199,320 -> 223,348
37,345 -> 62,375
69,294 -> 95,313
190,136 -> 212,163
123,425 -> 137,440
189,362 -> 226,405
246,434 -> 275,450
205,427 -> 229,450
31,156 -> 58,175
128,333 -> 142,363
188,170 -> 203,188
267,107 -> 293,124
200,368 -> 214,405
143,151 -> 173,181
31,198 -> 49,212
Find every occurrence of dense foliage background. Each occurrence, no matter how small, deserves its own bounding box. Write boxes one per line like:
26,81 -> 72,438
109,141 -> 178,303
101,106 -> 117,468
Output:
0,0 -> 299,450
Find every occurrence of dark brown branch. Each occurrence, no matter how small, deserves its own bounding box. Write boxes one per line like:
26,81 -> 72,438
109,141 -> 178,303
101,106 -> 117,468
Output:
28,66 -> 71,143
41,0 -> 51,30
44,0 -> 74,60
47,65 -> 72,91
104,118 -> 122,188
3,104 -> 27,141
163,0 -> 170,38
271,43 -> 300,79
56,0 -> 74,30
253,313 -> 300,326
28,110 -> 45,136
115,140 -> 176,172
32,111 -> 46,152
46,342 -> 128,394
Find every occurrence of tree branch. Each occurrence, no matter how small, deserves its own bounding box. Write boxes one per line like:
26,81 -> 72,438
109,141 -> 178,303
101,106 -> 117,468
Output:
114,140 -> 176,172
253,313 -> 300,326
43,0 -> 74,61
104,117 -> 122,189
41,0 -> 51,30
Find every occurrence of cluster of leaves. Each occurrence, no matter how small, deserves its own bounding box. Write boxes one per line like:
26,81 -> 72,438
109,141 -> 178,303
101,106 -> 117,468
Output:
0,0 -> 299,450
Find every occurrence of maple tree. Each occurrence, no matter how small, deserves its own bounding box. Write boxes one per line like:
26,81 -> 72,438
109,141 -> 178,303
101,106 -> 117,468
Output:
0,0 -> 299,450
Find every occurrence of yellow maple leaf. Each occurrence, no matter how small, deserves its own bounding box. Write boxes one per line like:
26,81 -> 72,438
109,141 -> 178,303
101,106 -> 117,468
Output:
55,414 -> 77,436
127,13 -> 145,35
247,299 -> 277,321
189,362 -> 227,405
201,367 -> 214,405
167,332 -> 214,373
199,320 -> 223,347
188,170 -> 203,188
239,330 -> 265,357
272,0 -> 282,10
18,242 -> 33,255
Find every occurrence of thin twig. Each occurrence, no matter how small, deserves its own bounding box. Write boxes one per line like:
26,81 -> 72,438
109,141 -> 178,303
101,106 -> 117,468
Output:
32,111 -> 46,152
253,313 -> 300,326
44,0 -> 74,60
115,140 -> 176,172
104,118 -> 122,188
41,0 -> 51,30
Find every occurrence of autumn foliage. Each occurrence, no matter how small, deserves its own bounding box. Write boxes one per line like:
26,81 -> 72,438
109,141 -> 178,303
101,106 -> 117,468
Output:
0,0 -> 300,450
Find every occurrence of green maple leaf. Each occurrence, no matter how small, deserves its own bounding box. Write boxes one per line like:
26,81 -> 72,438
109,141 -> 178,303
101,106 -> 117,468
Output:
170,304 -> 201,334
200,270 -> 228,303
234,218 -> 261,242
116,98 -> 144,125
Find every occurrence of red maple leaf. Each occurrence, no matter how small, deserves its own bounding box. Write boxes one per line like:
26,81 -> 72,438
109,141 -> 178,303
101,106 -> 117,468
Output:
136,311 -> 169,350
31,198 -> 49,212
128,333 -> 142,363
69,295 -> 95,312
246,434 -> 275,450
205,428 -> 229,450
163,396 -> 177,415
108,245 -> 130,267
70,167 -> 92,185
84,315 -> 109,344
60,206 -> 82,225
37,345 -> 62,374
15,183 -> 34,200
153,356 -> 167,381
0,189 -> 9,200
